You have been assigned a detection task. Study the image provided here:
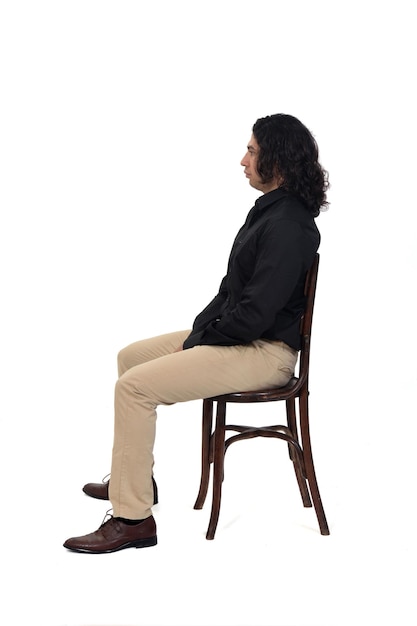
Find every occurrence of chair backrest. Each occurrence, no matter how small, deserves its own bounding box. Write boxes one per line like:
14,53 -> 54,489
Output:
297,253 -> 319,387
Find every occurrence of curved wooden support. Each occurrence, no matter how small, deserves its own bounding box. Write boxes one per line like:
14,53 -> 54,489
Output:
224,428 -> 306,476
223,425 -> 312,508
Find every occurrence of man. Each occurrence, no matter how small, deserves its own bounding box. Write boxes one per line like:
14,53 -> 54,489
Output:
64,113 -> 329,553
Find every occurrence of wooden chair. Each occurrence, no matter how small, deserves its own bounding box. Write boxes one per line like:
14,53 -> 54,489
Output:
194,253 -> 329,539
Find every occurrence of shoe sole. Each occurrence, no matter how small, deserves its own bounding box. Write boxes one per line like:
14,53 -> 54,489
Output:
64,536 -> 157,554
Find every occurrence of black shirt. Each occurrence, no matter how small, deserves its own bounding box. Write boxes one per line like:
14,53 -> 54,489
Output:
183,188 -> 320,351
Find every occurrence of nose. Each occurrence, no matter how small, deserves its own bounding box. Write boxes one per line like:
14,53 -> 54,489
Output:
240,151 -> 249,167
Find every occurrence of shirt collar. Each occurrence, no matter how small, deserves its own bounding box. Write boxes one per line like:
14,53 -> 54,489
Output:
246,188 -> 289,227
255,187 -> 288,209
254,187 -> 288,211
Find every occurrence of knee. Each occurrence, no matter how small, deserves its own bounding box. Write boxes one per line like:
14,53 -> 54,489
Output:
117,345 -> 132,377
115,370 -> 154,410
115,371 -> 138,399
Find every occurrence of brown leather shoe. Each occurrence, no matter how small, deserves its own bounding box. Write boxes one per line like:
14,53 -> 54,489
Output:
63,514 -> 157,553
83,476 -> 159,505
82,479 -> 110,500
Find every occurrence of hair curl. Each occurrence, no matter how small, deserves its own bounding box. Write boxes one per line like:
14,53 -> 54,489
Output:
252,114 -> 329,216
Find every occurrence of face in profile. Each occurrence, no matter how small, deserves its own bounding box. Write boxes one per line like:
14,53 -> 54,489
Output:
240,133 -> 281,193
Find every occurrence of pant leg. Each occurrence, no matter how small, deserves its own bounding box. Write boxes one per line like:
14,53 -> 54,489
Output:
109,330 -> 190,514
110,337 -> 298,519
117,330 -> 191,376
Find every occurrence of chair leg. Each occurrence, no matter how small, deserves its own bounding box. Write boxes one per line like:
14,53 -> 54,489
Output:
194,399 -> 214,510
299,390 -> 330,535
286,398 -> 312,508
286,398 -> 297,460
206,400 -> 226,540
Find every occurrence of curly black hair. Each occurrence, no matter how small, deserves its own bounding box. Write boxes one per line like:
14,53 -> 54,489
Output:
252,114 -> 329,217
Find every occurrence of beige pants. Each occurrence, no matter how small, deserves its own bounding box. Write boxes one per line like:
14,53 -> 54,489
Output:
109,329 -> 298,519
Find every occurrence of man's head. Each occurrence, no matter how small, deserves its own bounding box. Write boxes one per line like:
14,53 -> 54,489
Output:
241,113 -> 329,216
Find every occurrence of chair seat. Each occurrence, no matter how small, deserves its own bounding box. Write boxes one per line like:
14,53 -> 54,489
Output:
208,376 -> 299,403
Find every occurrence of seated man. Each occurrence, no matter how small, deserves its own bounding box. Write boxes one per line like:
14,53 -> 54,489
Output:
64,113 -> 329,553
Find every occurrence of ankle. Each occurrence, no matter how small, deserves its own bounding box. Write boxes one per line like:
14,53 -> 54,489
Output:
115,517 -> 145,526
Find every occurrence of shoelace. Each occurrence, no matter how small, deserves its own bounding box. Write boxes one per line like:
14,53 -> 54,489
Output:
101,473 -> 111,484
98,509 -> 130,539
100,508 -> 114,528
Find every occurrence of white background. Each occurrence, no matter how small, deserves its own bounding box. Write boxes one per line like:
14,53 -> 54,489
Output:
1,1 -> 416,625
